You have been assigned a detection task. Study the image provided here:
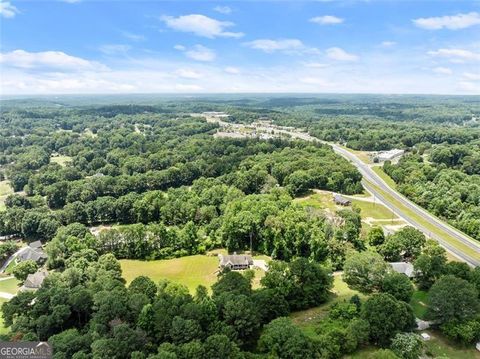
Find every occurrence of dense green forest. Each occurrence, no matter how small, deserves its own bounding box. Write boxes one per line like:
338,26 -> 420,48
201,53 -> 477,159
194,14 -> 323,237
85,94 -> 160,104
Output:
0,95 -> 479,358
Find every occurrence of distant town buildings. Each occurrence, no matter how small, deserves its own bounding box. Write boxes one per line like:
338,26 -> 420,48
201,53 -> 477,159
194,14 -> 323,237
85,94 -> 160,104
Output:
376,149 -> 405,162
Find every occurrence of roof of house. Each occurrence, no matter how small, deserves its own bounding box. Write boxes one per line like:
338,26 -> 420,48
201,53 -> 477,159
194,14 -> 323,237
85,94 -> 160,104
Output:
334,194 -> 351,205
219,254 -> 254,267
29,240 -> 43,249
390,262 -> 415,277
23,269 -> 49,289
17,247 -> 47,263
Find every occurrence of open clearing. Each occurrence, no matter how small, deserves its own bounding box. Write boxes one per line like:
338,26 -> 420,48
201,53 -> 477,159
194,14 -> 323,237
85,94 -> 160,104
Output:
296,189 -> 402,228
291,276 -> 365,338
0,180 -> 13,212
121,253 -> 268,293
50,155 -> 72,167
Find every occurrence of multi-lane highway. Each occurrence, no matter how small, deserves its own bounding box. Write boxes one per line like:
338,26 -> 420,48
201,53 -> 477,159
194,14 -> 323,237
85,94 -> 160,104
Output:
329,144 -> 480,267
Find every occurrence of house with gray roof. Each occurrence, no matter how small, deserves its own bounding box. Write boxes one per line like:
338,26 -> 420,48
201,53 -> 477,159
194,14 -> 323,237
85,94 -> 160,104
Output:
390,262 -> 415,278
21,269 -> 49,291
17,247 -> 47,264
219,253 -> 253,270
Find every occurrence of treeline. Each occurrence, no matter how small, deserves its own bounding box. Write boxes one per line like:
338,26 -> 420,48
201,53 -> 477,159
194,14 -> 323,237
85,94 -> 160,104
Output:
2,251 -> 337,358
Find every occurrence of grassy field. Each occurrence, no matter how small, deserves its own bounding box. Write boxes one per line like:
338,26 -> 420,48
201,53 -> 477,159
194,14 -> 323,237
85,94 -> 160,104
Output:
423,331 -> 480,359
0,277 -> 20,335
296,190 -> 400,224
350,198 -> 396,220
295,191 -> 338,211
364,180 -> 480,262
120,254 -> 268,293
0,180 -> 13,212
371,166 -> 398,190
410,290 -> 429,320
339,145 -> 373,164
0,277 -> 20,294
50,155 -> 72,167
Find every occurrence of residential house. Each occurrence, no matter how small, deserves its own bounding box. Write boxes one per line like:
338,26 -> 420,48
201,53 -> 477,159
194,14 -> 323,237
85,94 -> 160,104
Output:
21,269 -> 49,291
17,241 -> 47,265
219,253 -> 253,270
390,262 -> 415,278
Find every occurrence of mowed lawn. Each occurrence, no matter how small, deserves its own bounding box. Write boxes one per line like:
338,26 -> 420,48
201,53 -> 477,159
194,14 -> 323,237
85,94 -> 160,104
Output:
0,180 -> 13,212
0,277 -> 20,294
0,277 -> 20,335
350,198 -> 396,220
120,255 -> 221,293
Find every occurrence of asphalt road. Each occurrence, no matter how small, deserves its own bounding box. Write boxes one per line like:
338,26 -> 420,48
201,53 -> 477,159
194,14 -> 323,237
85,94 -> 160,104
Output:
330,144 -> 480,267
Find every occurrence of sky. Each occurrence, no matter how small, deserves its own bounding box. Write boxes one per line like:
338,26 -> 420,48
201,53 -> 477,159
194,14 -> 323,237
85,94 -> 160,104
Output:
0,0 -> 479,95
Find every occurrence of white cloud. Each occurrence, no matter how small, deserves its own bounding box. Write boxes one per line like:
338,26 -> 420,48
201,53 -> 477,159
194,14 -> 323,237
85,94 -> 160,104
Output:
428,48 -> 480,62
175,84 -> 203,91
214,6 -> 232,15
244,39 -> 304,53
432,66 -> 452,75
300,77 -> 330,86
224,66 -> 240,74
326,47 -> 358,61
175,68 -> 203,79
122,31 -> 145,42
0,1 -> 19,18
302,62 -> 329,68
309,15 -> 344,25
60,0 -> 82,3
174,45 -> 186,51
0,50 -> 108,71
381,41 -> 396,47
413,12 -> 480,30
463,72 -> 480,81
457,81 -> 480,92
161,14 -> 243,38
99,44 -> 131,55
175,44 -> 216,62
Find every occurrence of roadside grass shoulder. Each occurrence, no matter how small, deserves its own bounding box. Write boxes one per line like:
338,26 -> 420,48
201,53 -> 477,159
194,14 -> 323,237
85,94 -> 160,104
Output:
371,166 -> 397,190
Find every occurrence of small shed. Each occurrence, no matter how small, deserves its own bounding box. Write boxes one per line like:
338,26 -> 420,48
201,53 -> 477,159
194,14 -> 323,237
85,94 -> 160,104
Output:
390,262 -> 415,278
421,333 -> 431,341
219,254 -> 253,270
333,194 -> 351,206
